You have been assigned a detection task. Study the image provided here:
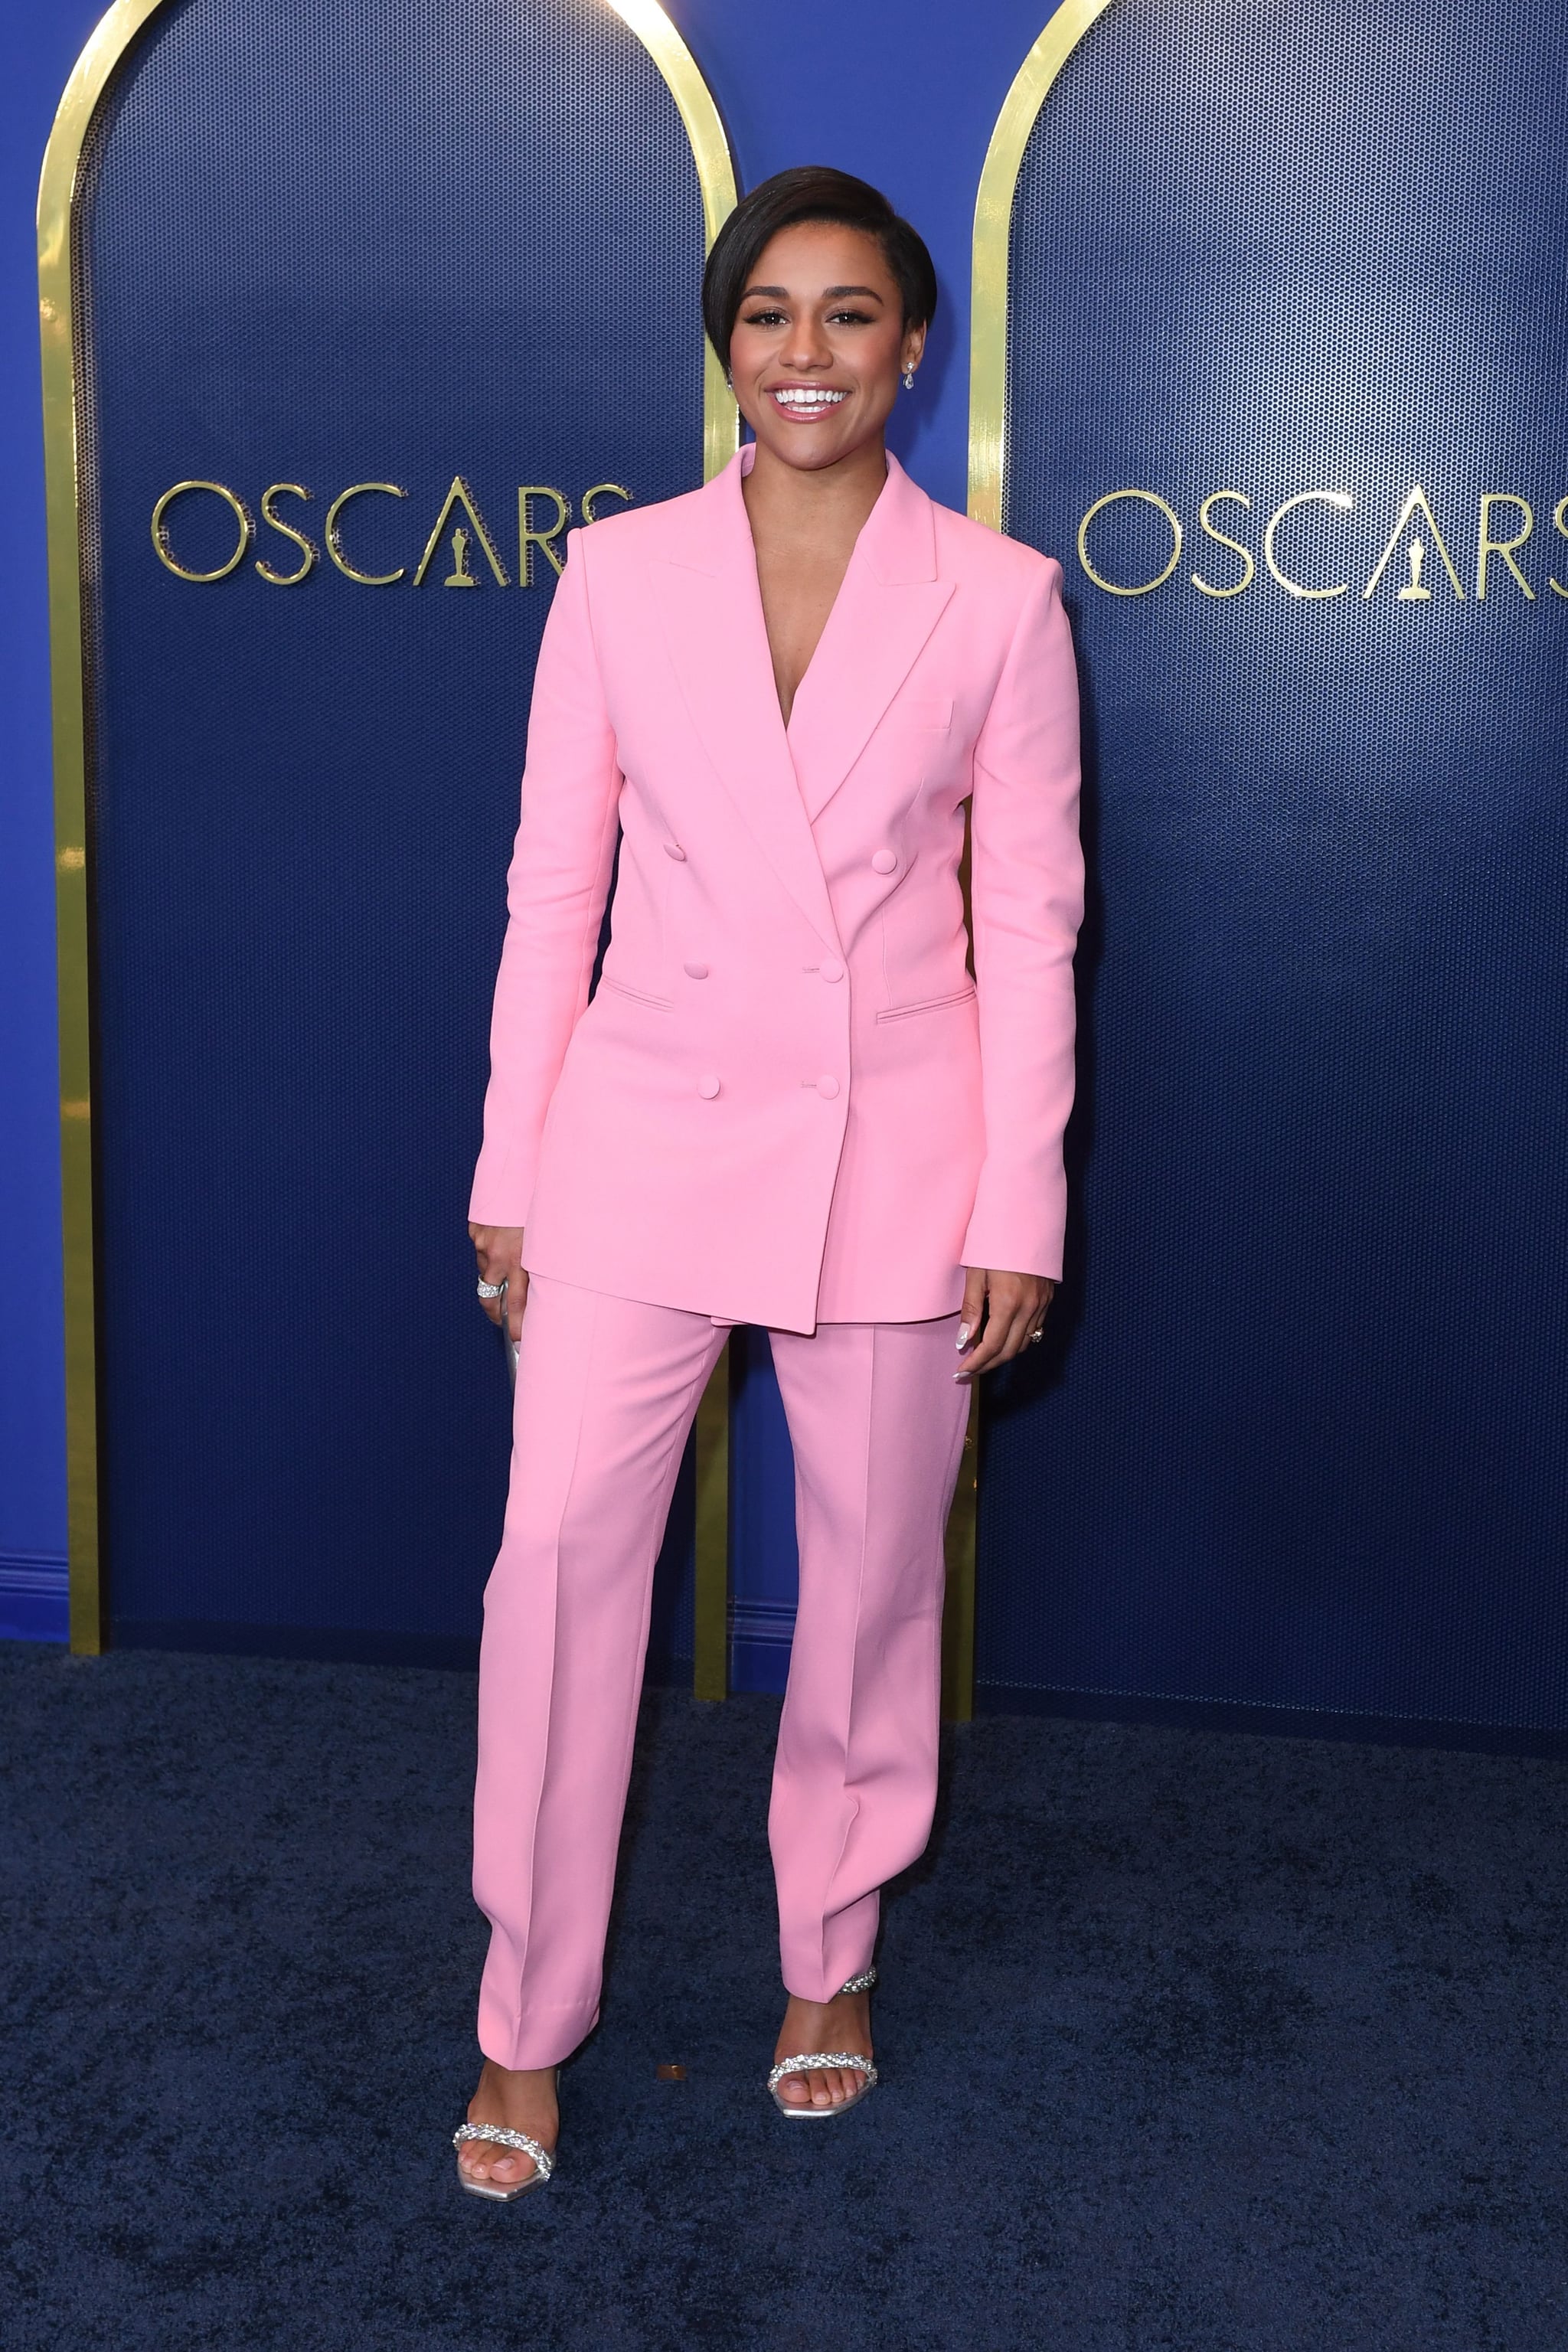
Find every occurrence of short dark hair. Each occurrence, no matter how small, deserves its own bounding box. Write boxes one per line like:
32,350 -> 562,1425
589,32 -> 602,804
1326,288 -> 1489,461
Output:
701,167 -> 938,371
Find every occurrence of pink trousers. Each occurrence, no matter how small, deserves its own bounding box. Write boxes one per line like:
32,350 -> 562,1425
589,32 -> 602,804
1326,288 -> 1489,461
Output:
472,1273 -> 972,2069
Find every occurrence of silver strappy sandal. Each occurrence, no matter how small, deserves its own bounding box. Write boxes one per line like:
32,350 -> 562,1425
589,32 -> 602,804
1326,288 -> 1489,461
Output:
452,2115 -> 556,2202
767,1965 -> 880,2119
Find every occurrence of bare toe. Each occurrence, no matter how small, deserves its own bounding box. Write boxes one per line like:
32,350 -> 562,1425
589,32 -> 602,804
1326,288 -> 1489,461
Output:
459,2060 -> 557,2189
459,2136 -> 535,2186
773,1991 -> 874,2112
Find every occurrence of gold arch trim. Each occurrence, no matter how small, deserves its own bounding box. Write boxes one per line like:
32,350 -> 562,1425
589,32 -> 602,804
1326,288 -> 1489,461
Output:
38,0 -> 739,1655
950,0 -> 1113,1718
606,0 -> 740,482
969,0 -> 1116,531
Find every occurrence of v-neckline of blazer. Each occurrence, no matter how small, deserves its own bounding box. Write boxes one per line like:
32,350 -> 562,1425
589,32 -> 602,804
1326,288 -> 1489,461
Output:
648,446 -> 956,946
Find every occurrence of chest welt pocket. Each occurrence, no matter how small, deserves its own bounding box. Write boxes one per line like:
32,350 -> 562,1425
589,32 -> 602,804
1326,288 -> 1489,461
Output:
898,695 -> 952,733
875,984 -> 977,1024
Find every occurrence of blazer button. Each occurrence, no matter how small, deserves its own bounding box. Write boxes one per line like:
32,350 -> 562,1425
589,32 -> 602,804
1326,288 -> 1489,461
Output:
663,841 -> 687,861
683,961 -> 709,979
697,1073 -> 720,1099
818,956 -> 844,982
816,1074 -> 841,1099
871,849 -> 898,874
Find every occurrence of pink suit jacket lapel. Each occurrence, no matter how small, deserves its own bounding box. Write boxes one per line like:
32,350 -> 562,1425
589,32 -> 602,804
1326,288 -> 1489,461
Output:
650,453 -> 840,951
648,449 -> 954,937
786,452 -> 954,824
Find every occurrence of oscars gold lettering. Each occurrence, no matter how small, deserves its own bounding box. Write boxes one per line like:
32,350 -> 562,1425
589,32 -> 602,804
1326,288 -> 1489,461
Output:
1190,491 -> 1255,599
1076,488 -> 1182,596
1475,493 -> 1536,601
581,482 -> 633,525
150,472 -> 1568,616
255,483 -> 317,586
1363,485 -> 1465,601
326,483 -> 409,585
1263,491 -> 1354,599
518,486 -> 571,583
151,481 -> 254,582
414,476 -> 510,588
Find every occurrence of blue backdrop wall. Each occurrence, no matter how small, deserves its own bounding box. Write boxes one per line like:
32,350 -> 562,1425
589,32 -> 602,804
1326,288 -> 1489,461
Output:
77,0 -> 716,1664
5,1 -> 1566,1752
0,0 -> 1063,1645
985,0 -> 1568,1742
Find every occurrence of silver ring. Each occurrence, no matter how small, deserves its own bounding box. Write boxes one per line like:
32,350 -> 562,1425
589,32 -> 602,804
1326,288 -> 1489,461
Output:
476,1280 -> 504,1299
1028,1326 -> 1044,1344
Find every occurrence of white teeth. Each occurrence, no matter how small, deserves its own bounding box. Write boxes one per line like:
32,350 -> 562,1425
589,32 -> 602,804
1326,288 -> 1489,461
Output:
772,388 -> 848,408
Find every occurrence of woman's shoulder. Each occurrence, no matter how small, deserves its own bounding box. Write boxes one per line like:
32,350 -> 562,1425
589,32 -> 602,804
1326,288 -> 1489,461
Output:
926,495 -> 1066,598
567,476 -> 712,571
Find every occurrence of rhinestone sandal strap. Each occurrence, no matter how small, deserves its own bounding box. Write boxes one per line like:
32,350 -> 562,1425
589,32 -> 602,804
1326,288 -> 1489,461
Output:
838,1966 -> 877,1995
767,2051 -> 879,2090
452,2122 -> 555,2180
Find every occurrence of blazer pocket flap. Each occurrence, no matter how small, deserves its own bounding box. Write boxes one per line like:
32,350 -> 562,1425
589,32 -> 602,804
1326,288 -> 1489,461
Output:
596,973 -> 674,1011
875,984 -> 978,1023
900,694 -> 953,732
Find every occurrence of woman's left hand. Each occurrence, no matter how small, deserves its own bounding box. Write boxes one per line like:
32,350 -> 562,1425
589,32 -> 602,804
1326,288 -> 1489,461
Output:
955,1268 -> 1056,1380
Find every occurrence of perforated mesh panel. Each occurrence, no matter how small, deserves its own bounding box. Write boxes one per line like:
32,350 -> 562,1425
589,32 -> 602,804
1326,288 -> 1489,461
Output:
82,0 -> 707,1648
985,0 -> 1568,1727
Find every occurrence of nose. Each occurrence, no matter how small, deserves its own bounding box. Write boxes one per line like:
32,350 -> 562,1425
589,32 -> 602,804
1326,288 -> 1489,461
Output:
779,318 -> 833,373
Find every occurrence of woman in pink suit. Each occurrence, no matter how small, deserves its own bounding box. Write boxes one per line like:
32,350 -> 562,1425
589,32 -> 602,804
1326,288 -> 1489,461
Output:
454,168 -> 1083,2197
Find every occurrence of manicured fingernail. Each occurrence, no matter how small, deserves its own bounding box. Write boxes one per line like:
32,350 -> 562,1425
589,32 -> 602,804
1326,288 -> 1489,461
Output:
956,1325 -> 971,1348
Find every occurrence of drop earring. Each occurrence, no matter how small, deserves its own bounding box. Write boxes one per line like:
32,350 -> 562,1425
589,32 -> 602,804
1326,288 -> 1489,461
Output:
902,364 -> 916,391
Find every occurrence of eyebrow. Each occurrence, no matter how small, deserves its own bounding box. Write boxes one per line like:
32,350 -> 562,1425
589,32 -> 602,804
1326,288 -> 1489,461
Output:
738,283 -> 887,302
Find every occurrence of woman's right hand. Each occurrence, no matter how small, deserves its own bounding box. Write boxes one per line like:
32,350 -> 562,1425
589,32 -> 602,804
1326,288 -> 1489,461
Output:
469,1223 -> 528,1341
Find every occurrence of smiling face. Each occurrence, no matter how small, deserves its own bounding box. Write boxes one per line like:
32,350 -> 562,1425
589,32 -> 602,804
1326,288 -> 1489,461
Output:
727,220 -> 927,476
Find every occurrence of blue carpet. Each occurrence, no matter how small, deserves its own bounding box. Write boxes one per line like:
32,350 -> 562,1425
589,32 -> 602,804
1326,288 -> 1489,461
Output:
3,1640 -> 1565,2348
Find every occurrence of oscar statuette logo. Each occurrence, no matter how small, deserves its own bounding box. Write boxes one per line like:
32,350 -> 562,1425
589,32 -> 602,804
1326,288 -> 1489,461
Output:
1073,482 -> 1568,606
150,472 -> 635,586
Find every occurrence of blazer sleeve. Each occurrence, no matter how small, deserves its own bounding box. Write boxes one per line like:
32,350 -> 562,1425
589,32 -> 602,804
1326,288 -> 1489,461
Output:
959,554 -> 1085,1281
468,529 -> 622,1226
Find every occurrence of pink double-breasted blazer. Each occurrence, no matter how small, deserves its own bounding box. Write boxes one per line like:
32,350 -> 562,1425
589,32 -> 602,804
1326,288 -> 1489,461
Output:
469,446 -> 1083,1334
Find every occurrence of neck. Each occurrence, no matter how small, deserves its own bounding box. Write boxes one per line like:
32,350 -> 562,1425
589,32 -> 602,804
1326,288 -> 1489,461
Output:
740,435 -> 889,546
